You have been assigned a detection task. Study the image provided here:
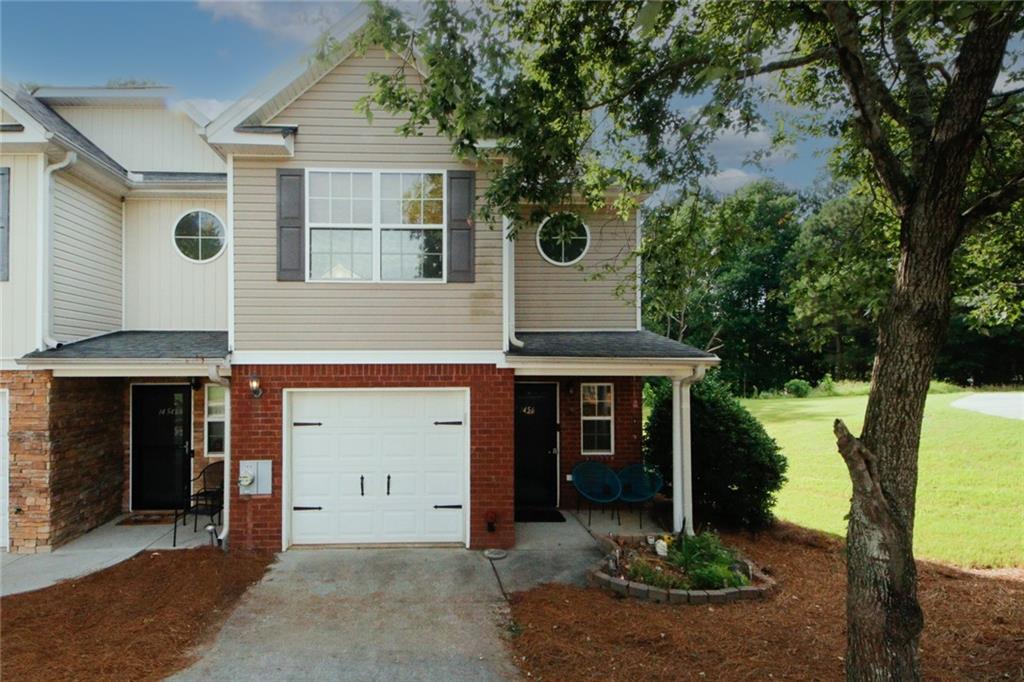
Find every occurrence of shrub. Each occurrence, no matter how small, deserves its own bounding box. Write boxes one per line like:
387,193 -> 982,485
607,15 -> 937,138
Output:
668,532 -> 749,589
816,373 -> 837,396
644,373 -> 787,528
784,378 -> 812,397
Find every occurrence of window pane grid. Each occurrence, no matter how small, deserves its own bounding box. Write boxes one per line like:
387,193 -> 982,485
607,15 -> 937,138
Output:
581,383 -> 614,454
307,170 -> 447,282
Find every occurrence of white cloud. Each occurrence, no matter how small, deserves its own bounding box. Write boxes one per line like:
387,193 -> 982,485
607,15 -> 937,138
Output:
197,1 -> 357,43
702,168 -> 760,194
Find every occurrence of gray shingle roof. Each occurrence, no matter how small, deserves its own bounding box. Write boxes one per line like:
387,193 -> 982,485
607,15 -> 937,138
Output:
7,86 -> 127,177
508,330 -> 717,360
134,171 -> 227,184
21,331 -> 228,361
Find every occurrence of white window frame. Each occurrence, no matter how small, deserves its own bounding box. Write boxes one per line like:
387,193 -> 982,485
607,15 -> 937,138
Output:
580,382 -> 614,455
172,209 -> 227,264
536,212 -> 590,267
204,383 -> 229,459
304,168 -> 448,284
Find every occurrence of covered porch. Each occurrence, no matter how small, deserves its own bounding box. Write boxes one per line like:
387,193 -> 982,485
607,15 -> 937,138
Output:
505,330 -> 719,535
7,331 -> 231,554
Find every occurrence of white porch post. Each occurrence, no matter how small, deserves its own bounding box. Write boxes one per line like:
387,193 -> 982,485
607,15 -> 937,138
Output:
671,376 -> 695,536
681,381 -> 694,535
671,378 -> 683,533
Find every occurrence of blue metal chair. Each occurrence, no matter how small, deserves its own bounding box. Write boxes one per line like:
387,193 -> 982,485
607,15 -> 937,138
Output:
617,464 -> 664,528
572,461 -> 622,526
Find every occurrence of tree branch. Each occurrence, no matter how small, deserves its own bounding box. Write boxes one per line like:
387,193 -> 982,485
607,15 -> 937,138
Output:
960,171 -> 1024,226
890,3 -> 934,168
823,2 -> 912,207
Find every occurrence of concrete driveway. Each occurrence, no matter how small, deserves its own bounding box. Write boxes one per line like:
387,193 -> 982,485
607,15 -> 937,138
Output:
951,392 -> 1024,420
173,548 -> 516,682
174,515 -> 610,681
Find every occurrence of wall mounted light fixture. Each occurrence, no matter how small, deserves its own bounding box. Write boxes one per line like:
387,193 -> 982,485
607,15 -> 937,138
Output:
248,375 -> 263,398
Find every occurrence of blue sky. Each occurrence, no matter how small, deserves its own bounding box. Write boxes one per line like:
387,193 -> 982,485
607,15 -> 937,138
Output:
0,1 -> 831,190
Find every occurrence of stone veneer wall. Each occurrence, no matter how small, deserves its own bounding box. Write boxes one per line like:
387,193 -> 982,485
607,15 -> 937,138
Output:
1,371 -> 123,552
48,377 -> 124,547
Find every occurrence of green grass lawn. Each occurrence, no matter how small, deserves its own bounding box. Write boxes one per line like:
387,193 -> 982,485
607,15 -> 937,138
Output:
741,392 -> 1024,568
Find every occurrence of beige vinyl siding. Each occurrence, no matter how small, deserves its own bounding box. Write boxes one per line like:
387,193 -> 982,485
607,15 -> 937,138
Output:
0,154 -> 42,365
54,106 -> 224,173
124,197 -> 228,330
51,173 -> 122,341
233,49 -> 502,351
515,208 -> 637,330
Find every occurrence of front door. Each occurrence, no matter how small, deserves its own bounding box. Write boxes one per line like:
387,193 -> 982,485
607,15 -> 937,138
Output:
514,383 -> 559,509
131,385 -> 191,510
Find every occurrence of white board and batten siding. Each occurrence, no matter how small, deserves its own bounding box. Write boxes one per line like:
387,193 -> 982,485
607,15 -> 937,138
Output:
51,174 -> 122,342
54,106 -> 224,173
0,154 -> 42,366
515,208 -> 638,330
232,48 -> 503,352
124,198 -> 228,330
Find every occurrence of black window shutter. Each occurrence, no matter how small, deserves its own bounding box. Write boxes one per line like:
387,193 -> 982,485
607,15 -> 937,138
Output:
277,168 -> 304,281
0,167 -> 9,282
447,170 -> 475,283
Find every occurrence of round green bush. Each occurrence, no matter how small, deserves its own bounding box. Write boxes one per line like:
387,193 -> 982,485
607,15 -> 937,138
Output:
784,378 -> 812,397
644,373 -> 787,529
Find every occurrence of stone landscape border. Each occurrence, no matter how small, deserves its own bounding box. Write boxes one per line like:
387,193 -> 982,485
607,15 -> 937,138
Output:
587,534 -> 777,605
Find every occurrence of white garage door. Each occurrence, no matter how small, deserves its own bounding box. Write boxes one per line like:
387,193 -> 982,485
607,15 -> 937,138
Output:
289,389 -> 468,546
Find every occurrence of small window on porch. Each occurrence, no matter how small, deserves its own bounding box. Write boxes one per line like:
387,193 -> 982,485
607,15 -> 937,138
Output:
581,383 -> 614,454
205,384 -> 228,457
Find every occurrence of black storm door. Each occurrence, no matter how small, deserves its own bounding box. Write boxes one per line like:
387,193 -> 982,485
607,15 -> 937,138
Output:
514,383 -> 559,508
131,385 -> 191,510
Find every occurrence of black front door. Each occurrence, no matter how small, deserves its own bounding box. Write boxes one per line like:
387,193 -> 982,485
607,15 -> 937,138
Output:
131,385 -> 192,510
514,383 -> 559,509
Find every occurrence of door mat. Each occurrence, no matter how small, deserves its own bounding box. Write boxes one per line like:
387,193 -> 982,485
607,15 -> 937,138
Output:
117,513 -> 175,525
515,508 -> 566,523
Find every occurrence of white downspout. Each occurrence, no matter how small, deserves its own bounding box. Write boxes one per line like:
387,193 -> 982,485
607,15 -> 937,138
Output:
503,216 -> 524,349
672,365 -> 707,535
206,363 -> 231,548
38,151 -> 76,349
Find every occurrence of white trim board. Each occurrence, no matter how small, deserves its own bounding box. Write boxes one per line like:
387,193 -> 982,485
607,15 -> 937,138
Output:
232,351 -> 505,365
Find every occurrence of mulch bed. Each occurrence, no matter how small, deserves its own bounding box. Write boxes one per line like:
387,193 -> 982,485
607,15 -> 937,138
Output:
508,522 -> 1024,680
1,547 -> 274,682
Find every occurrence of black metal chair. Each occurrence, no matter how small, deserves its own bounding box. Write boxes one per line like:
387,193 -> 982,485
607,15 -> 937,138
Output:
174,460 -> 224,547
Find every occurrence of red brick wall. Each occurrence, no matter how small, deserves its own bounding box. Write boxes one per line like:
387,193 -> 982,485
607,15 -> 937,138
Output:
515,376 -> 644,508
229,364 -> 515,551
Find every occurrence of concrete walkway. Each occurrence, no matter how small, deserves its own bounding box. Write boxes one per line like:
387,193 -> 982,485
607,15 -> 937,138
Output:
177,515 -> 605,681
951,392 -> 1024,420
1,516 -> 213,596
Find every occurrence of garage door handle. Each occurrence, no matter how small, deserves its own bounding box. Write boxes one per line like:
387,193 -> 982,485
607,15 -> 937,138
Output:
293,506 -> 322,511
360,475 -> 364,496
433,504 -> 463,509
293,422 -> 322,427
387,474 -> 391,496
434,420 -> 463,426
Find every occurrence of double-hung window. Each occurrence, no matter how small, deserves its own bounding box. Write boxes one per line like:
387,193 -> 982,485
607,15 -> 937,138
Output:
581,383 -> 614,455
306,170 -> 446,282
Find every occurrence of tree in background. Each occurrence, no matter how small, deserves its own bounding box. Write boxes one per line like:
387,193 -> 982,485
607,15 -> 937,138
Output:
348,2 -> 1024,677
642,180 -> 823,394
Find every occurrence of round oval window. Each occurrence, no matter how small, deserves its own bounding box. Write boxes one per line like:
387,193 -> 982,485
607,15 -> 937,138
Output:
174,210 -> 225,262
536,212 -> 590,266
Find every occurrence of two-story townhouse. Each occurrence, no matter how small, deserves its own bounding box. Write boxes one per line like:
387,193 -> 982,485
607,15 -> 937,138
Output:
0,7 -> 717,555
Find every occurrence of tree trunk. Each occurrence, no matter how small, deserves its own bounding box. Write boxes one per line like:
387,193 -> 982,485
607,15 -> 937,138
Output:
836,209 -> 957,681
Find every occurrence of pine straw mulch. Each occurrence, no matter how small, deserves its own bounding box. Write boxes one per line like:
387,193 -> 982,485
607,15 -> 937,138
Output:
1,547 -> 274,682
508,523 -> 1024,681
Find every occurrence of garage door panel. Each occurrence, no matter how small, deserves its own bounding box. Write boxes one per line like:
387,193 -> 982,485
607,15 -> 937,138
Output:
290,389 -> 467,546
